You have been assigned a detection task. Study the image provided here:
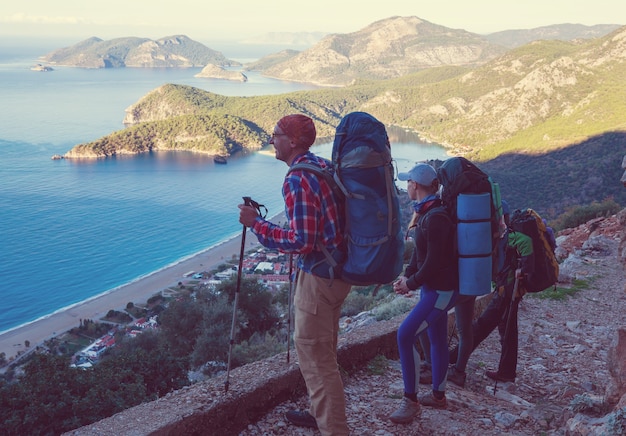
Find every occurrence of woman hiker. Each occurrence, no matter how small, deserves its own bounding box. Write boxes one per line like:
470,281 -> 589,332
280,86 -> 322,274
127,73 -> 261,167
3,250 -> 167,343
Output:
389,163 -> 459,424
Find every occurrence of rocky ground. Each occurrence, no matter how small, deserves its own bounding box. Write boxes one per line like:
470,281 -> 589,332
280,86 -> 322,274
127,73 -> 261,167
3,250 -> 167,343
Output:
239,214 -> 626,436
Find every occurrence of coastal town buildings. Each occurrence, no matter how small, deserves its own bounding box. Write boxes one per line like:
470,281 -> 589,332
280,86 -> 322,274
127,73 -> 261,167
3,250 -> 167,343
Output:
67,246 -> 291,368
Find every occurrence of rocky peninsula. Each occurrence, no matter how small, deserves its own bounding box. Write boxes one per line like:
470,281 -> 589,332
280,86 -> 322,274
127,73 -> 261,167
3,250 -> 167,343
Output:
194,64 -> 247,81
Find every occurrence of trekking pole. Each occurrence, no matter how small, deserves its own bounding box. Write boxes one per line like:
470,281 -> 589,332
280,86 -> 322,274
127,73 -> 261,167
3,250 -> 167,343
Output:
286,254 -> 294,364
225,196 -> 252,393
494,274 -> 520,395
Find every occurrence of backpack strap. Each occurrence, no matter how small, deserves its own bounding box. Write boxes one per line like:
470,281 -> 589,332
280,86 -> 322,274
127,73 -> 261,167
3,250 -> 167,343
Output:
287,162 -> 345,285
288,162 -> 345,203
417,205 -> 450,233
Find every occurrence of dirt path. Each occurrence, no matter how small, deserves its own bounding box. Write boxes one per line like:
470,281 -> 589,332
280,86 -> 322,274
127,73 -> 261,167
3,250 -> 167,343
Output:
241,237 -> 626,435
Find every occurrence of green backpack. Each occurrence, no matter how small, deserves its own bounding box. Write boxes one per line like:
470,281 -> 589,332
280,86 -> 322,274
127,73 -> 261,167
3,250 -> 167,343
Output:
509,208 -> 559,293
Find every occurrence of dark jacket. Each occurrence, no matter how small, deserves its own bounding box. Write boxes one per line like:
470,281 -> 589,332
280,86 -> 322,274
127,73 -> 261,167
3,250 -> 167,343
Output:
404,200 -> 458,291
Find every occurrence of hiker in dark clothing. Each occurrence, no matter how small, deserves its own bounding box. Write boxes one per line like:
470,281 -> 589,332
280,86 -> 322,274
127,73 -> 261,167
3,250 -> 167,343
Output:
390,163 -> 459,424
462,200 -> 534,382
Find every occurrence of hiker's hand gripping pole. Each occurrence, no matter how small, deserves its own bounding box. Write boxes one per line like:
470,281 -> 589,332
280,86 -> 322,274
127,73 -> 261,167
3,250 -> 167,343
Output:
238,197 -> 268,227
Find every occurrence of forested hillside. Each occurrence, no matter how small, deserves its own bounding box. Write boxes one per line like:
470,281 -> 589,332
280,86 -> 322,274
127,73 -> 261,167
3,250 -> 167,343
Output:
465,132 -> 626,218
64,26 -> 626,218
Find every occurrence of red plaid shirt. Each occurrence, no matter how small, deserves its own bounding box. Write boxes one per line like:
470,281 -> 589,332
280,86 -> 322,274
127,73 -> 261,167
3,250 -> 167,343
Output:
251,152 -> 344,259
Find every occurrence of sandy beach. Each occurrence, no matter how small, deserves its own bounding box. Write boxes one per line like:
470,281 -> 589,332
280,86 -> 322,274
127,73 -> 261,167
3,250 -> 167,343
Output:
0,211 -> 286,362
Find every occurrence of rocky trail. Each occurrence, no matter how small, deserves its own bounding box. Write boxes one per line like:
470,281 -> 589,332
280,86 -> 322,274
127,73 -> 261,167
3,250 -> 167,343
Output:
241,213 -> 626,435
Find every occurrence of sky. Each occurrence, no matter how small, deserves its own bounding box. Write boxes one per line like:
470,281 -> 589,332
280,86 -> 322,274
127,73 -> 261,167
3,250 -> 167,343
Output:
1,0 -> 624,46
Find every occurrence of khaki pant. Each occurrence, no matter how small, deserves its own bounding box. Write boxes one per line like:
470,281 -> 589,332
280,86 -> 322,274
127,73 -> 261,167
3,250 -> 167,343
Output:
294,272 -> 352,436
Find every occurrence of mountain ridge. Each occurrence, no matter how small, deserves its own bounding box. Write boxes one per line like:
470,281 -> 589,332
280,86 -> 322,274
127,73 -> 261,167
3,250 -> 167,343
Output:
246,17 -> 621,87
75,25 -> 626,159
59,22 -> 626,218
484,23 -> 622,49
255,16 -> 506,86
41,35 -> 240,68
37,18 -> 620,76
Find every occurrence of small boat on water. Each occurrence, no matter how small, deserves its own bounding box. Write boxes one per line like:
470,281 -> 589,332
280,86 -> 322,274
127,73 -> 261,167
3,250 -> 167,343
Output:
31,64 -> 54,72
214,156 -> 228,164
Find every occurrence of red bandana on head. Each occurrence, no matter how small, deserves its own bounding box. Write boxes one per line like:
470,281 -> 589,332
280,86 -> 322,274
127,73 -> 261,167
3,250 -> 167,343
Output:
277,114 -> 316,148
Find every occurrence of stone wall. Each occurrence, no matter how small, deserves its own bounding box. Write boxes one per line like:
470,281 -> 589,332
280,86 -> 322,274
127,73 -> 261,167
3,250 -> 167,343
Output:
64,295 -> 492,436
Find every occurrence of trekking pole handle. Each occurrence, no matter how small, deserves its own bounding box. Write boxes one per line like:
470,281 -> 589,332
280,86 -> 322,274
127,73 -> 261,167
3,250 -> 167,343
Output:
242,196 -> 268,219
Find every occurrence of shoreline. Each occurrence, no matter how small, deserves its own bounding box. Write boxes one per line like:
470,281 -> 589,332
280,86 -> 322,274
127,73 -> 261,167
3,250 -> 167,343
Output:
0,211 -> 286,362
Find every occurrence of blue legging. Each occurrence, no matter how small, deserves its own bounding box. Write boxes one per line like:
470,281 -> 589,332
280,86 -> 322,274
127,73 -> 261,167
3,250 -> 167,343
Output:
397,286 -> 457,394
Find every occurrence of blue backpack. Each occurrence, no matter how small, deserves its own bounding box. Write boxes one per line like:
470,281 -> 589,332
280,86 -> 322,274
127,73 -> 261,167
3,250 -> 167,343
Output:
436,157 -> 504,295
289,112 -> 404,286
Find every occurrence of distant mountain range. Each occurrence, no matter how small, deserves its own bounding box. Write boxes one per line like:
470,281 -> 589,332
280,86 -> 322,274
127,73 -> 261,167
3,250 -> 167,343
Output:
254,16 -> 506,86
39,18 -> 620,78
58,17 -> 626,218
40,35 -> 240,69
100,22 -> 626,157
484,23 -> 622,48
248,17 -> 622,86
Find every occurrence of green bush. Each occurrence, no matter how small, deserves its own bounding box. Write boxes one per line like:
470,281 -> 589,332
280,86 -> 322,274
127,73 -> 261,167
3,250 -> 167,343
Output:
341,285 -> 396,317
551,198 -> 621,231
372,295 -> 416,321
342,291 -> 376,317
147,293 -> 163,305
231,332 -> 286,366
528,279 -> 588,301
366,355 -> 389,375
272,285 -> 290,307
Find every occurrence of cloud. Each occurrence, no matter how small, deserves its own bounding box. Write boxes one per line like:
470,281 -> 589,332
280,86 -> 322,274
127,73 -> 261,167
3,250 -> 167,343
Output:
1,13 -> 88,25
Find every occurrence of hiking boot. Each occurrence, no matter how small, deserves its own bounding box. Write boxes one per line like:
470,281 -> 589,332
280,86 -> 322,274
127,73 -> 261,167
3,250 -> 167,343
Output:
486,370 -> 515,383
417,391 -> 447,409
447,365 -> 467,388
419,366 -> 432,384
389,397 -> 421,424
285,410 -> 318,429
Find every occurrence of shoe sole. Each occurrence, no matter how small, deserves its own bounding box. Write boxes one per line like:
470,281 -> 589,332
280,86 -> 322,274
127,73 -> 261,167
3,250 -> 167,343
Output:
418,396 -> 447,409
420,402 -> 447,409
285,413 -> 318,429
486,373 -> 515,383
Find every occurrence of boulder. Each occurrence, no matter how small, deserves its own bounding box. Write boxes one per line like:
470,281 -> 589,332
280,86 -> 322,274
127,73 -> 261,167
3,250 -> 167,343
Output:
606,327 -> 626,406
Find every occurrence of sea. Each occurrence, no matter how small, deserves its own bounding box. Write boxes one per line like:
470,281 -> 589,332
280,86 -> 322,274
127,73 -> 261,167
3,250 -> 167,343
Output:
0,38 -> 449,335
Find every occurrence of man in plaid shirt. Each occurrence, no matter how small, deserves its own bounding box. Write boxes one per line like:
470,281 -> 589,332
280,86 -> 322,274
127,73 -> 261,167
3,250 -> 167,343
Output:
239,114 -> 351,436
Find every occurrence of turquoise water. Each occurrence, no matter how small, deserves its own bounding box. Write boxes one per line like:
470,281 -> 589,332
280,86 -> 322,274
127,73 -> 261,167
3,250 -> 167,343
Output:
0,41 -> 449,334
